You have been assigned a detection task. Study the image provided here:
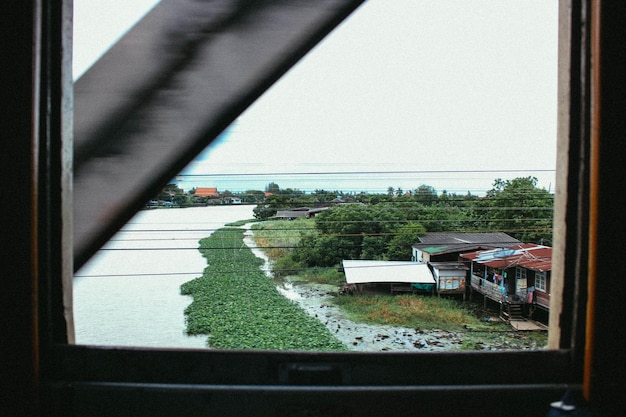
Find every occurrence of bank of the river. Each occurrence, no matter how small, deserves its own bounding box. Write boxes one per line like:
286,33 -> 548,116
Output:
275,280 -> 546,351
243,225 -> 548,352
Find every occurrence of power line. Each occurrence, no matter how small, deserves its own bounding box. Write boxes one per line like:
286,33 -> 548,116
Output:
177,168 -> 555,178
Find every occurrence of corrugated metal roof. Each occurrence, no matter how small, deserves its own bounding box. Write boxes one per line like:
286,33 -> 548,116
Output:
415,232 -> 521,246
276,207 -> 329,218
275,210 -> 309,218
429,261 -> 469,271
460,244 -> 552,272
342,260 -> 435,284
415,243 -> 501,255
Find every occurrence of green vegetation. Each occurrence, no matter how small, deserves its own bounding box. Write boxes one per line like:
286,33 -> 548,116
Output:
251,219 -> 316,277
457,328 -> 548,351
332,294 -> 547,349
251,220 -> 495,331
333,294 -> 481,331
180,228 -> 346,351
252,177 -> 553,245
179,176 -> 553,351
250,218 -> 547,349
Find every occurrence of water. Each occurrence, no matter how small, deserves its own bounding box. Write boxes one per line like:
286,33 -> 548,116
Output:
73,205 -> 254,348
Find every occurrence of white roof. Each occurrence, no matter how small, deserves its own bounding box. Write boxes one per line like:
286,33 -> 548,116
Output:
342,260 -> 435,285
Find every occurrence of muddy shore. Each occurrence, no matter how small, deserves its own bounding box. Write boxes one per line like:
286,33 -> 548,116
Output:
243,227 -> 546,352
279,280 -> 545,352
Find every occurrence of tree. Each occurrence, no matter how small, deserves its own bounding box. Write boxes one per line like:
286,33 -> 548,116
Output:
312,189 -> 339,204
386,222 -> 426,260
154,183 -> 186,203
242,190 -> 265,204
253,204 -> 276,220
292,235 -> 357,267
265,182 -> 280,194
299,204 -> 403,264
479,177 -> 553,243
173,193 -> 191,207
414,184 -> 438,205
360,235 -> 387,260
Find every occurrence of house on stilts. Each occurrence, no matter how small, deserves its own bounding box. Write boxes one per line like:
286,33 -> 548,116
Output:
460,244 -> 552,325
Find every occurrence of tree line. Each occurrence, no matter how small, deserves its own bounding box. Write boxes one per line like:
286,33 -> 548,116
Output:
252,177 -> 553,268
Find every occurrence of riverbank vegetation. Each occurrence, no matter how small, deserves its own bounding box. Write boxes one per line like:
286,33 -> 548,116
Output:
333,294 -> 480,330
250,219 -> 547,349
180,176 -> 552,350
180,227 -> 346,351
252,220 -> 491,331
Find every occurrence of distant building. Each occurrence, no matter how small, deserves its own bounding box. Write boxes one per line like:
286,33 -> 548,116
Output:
222,196 -> 242,205
275,207 -> 329,219
194,187 -> 219,198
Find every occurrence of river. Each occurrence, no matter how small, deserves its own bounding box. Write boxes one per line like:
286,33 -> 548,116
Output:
73,205 -> 254,348
73,205 -> 545,352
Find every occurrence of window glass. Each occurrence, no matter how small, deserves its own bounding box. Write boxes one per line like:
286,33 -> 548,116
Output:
536,271 -> 547,292
73,0 -> 558,352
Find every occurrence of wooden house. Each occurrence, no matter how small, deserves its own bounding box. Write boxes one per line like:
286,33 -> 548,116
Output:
275,207 -> 329,219
460,244 -> 552,321
411,232 -> 521,263
410,233 -> 520,300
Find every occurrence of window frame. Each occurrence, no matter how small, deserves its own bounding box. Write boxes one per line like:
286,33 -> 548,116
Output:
34,0 -> 598,415
536,271 -> 547,292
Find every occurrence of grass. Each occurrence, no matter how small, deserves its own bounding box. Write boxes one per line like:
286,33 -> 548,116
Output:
333,294 -> 547,349
251,219 -> 316,261
458,327 -> 548,350
297,267 -> 344,285
333,294 -> 483,331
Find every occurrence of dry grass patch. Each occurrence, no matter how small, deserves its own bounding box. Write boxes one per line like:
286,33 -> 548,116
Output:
334,294 -> 481,330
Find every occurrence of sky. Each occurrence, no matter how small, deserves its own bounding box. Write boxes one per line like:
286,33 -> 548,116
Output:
74,0 -> 559,196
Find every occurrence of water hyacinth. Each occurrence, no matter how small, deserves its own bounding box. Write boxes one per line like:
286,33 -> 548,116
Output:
181,228 -> 346,351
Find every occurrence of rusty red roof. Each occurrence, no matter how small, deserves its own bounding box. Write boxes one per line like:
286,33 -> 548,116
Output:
194,187 -> 219,197
460,243 -> 552,272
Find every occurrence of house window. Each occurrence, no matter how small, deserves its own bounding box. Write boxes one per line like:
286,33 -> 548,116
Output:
536,271 -> 547,292
516,267 -> 527,281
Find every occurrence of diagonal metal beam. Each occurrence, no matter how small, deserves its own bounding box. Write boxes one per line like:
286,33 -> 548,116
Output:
73,0 -> 365,270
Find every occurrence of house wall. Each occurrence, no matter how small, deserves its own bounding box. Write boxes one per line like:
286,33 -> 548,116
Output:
506,268 -> 551,310
432,268 -> 466,293
530,270 -> 551,309
412,248 -> 427,263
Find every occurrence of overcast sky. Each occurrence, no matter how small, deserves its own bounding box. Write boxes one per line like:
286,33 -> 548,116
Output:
74,0 -> 559,195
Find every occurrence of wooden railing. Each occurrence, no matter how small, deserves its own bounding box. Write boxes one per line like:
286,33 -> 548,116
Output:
470,276 -> 506,302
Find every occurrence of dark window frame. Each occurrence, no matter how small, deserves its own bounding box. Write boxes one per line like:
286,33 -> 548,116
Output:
30,0 -> 605,415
